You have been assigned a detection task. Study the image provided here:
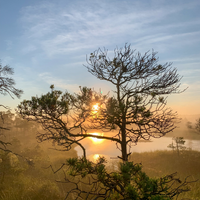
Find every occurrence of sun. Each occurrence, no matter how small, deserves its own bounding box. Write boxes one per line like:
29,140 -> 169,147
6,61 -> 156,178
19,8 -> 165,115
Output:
92,104 -> 99,111
92,103 -> 100,114
89,132 -> 104,143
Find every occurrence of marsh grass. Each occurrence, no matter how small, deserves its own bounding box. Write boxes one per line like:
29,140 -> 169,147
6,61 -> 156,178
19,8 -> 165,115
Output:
1,127 -> 200,200
1,148 -> 199,199
0,173 -> 62,200
0,143 -> 78,200
129,149 -> 200,199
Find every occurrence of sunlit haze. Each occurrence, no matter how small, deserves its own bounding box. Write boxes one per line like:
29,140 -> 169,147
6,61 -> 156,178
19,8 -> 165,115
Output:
89,132 -> 104,144
1,2 -> 200,198
0,0 -> 200,116
92,104 -> 100,111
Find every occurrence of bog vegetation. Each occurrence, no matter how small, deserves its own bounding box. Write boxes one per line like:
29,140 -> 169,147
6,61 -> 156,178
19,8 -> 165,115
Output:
0,118 -> 200,199
1,45 -> 200,199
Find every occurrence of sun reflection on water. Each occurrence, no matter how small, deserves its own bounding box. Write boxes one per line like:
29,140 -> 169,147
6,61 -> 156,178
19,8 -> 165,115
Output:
93,154 -> 100,161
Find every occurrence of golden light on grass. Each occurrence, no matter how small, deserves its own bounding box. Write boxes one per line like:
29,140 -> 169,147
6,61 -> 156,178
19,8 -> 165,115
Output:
89,132 -> 104,143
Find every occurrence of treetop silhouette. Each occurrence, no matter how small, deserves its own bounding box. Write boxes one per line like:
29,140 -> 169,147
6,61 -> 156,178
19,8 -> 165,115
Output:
17,44 -> 184,162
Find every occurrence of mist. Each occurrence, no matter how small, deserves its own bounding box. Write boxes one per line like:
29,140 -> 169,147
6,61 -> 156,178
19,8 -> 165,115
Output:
0,105 -> 200,199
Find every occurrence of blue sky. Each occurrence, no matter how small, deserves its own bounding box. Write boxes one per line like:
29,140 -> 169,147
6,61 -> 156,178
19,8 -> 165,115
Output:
1,0 -> 200,115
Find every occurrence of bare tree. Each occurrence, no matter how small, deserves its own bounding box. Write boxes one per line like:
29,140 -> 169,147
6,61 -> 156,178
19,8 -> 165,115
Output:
186,118 -> 200,134
85,44 -> 184,161
167,137 -> 186,155
17,44 -> 185,162
16,45 -> 193,199
195,118 -> 200,133
0,62 -> 23,149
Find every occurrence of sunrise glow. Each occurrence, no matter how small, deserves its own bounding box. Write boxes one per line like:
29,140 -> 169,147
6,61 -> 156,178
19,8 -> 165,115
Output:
92,103 -> 100,114
92,104 -> 99,111
89,132 -> 104,143
93,154 -> 100,161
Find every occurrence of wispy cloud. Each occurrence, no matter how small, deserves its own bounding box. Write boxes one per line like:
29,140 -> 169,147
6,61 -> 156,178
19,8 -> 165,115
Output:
0,0 -> 199,114
39,72 -> 79,92
19,0 -> 200,57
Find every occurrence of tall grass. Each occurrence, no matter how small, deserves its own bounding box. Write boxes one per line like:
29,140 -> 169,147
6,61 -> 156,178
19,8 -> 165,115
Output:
129,149 -> 200,199
0,143 -> 78,200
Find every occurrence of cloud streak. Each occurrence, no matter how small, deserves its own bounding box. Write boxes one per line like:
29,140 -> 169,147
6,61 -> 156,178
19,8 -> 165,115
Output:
1,0 -> 199,114
19,0 -> 200,57
39,72 -> 79,92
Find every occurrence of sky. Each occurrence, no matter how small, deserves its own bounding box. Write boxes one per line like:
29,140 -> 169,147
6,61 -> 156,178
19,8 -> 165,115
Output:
0,0 -> 200,116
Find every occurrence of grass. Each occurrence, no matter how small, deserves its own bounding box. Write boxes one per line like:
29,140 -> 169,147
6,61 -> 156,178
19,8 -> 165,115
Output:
0,143 -> 78,200
1,131 -> 200,199
129,149 -> 200,199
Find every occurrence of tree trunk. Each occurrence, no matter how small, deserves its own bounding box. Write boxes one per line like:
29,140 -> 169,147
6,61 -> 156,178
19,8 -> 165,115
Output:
121,121 -> 128,161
